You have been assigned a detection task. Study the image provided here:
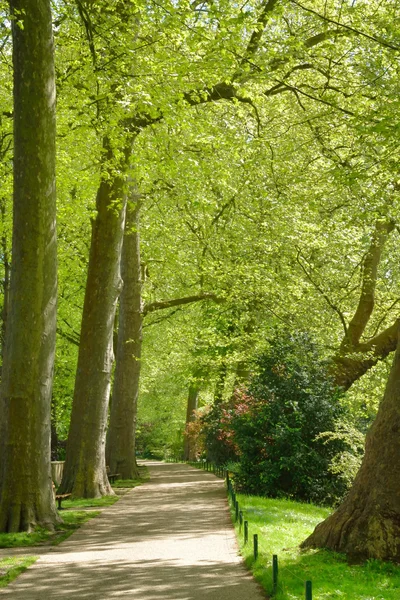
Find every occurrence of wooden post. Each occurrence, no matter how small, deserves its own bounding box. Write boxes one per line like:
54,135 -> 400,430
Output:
253,534 -> 258,561
273,554 -> 278,593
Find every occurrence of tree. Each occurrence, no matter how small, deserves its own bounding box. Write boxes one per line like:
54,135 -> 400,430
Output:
59,136 -> 130,497
0,0 -> 58,531
106,192 -> 219,476
302,333 -> 400,561
106,192 -> 142,480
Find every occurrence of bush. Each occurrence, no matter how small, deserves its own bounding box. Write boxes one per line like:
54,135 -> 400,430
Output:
230,331 -> 349,505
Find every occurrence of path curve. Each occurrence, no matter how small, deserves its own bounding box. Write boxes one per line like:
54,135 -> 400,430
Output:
1,461 -> 266,599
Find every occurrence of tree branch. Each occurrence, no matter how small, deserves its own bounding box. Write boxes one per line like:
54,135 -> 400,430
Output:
290,0 -> 400,52
341,220 -> 395,351
296,249 -> 348,337
143,292 -> 221,316
239,0 -> 279,67
332,318 -> 400,390
57,327 -> 80,347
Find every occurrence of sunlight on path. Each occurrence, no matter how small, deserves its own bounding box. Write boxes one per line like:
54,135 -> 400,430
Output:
0,462 -> 265,599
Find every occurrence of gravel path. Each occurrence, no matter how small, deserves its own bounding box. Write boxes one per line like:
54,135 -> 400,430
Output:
1,461 -> 266,599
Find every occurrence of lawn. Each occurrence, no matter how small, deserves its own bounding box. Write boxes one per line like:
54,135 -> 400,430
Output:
0,508 -> 102,549
231,493 -> 400,599
0,556 -> 38,588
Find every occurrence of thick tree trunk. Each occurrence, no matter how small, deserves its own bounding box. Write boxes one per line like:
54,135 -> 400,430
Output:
0,0 -> 59,532
302,331 -> 400,562
328,221 -> 397,391
331,319 -> 400,391
106,194 -> 142,480
183,374 -> 201,461
59,138 -> 131,497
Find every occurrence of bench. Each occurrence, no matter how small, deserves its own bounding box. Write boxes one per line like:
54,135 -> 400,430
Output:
55,493 -> 71,510
106,466 -> 120,484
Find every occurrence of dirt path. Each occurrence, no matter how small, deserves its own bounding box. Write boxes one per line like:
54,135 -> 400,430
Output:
0,461 -> 266,599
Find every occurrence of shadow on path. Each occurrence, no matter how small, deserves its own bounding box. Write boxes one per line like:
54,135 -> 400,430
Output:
1,462 -> 266,600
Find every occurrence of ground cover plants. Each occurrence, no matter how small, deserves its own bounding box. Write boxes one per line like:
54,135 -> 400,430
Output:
0,557 -> 38,589
232,494 -> 400,599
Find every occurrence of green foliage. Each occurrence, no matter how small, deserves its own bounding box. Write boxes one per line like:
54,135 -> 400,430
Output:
0,556 -> 38,589
317,421 -> 365,489
232,332 -> 350,504
0,510 -> 100,549
231,494 -> 400,599
110,465 -> 150,488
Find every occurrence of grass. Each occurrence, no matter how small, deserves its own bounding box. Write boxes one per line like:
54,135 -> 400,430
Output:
0,556 -> 38,588
61,495 -> 118,509
112,465 -> 150,489
0,466 -> 149,551
0,509 -> 101,548
230,492 -> 400,599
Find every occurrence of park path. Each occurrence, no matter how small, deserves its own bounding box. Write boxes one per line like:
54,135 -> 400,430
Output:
1,461 -> 266,600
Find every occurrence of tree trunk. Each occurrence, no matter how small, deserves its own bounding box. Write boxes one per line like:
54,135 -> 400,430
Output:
183,374 -> 201,461
0,201 -> 10,363
59,138 -> 131,497
0,0 -> 58,532
214,362 -> 227,404
106,194 -> 142,480
302,330 -> 400,562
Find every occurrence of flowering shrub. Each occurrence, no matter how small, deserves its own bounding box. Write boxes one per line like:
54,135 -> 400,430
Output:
200,331 -> 352,505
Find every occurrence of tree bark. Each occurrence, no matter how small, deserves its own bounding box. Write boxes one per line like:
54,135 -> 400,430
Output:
0,201 -> 10,363
328,220 -> 397,390
302,329 -> 400,561
183,372 -> 201,461
0,0 -> 59,532
332,319 -> 400,390
59,138 -> 131,497
214,362 -> 227,404
106,193 -> 142,480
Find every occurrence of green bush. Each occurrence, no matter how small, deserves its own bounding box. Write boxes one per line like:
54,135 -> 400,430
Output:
230,331 -> 349,504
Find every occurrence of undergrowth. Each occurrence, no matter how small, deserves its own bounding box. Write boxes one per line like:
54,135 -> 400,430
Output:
0,556 -> 38,588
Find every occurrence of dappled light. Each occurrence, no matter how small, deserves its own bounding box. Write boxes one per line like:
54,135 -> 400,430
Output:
2,463 -> 264,599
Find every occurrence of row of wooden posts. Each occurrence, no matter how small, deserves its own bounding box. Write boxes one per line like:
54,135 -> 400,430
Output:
180,458 -> 313,600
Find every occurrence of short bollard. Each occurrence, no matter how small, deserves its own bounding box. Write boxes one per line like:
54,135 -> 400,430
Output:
239,510 -> 243,531
272,554 -> 278,593
235,500 -> 239,522
305,580 -> 312,600
244,521 -> 248,544
253,534 -> 258,561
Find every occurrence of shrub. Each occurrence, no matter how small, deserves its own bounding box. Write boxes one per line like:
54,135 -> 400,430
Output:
230,331 -> 349,505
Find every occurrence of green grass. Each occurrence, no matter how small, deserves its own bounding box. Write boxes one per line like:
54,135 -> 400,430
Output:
61,495 -> 118,509
231,493 -> 400,599
0,556 -> 38,588
0,466 -> 149,551
0,509 -> 101,548
111,465 -> 150,489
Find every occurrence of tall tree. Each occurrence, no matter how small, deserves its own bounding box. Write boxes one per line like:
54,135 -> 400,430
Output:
59,137 -> 131,497
106,192 -> 142,480
0,0 -> 58,531
183,369 -> 203,461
